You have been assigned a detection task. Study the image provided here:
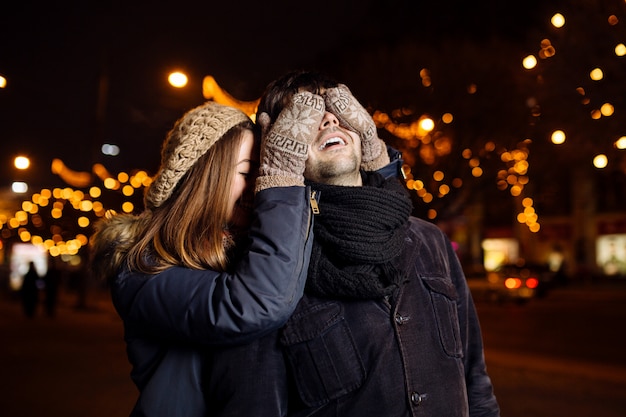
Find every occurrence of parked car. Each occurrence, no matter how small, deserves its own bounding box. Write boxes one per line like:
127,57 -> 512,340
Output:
465,262 -> 555,304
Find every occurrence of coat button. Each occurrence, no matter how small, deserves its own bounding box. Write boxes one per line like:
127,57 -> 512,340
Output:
411,391 -> 423,406
395,314 -> 410,325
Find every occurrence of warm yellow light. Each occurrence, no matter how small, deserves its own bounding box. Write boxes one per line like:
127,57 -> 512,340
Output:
122,185 -> 134,196
418,117 -> 435,133
61,188 -> 73,200
118,172 -> 129,183
89,186 -> 102,198
15,211 -> 28,223
73,190 -> 85,201
551,130 -> 566,144
616,44 -> 626,57
600,103 -> 614,116
593,154 -> 608,168
76,234 -> 89,245
506,174 -> 517,185
615,136 -> 626,149
104,177 -> 118,189
122,202 -> 134,213
433,171 -> 444,181
168,71 -> 188,88
522,55 -> 537,69
590,68 -> 604,81
20,230 -> 31,242
78,217 -> 90,228
80,200 -> 93,211
0,75 -> 6,88
442,113 -> 453,124
551,13 -> 565,28
514,161 -> 528,175
14,156 -> 30,170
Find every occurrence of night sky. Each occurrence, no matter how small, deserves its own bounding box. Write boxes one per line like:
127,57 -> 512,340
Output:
0,0 -> 565,188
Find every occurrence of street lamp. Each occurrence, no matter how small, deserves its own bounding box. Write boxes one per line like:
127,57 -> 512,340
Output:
14,155 -> 30,170
168,71 -> 188,88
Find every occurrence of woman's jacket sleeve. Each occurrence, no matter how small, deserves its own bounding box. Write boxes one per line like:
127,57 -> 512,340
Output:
111,186 -> 314,346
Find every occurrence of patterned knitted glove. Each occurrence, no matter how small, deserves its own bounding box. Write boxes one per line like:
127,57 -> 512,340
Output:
324,84 -> 390,172
256,92 -> 325,192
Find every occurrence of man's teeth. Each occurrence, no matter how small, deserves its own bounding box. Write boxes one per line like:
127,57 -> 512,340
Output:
319,137 -> 346,150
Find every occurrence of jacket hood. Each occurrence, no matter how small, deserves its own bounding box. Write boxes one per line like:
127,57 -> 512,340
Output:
90,213 -> 150,282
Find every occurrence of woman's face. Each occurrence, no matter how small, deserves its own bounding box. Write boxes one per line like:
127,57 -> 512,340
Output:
228,129 -> 259,234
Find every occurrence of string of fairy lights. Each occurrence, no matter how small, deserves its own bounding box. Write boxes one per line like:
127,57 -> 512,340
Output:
0,168 -> 152,259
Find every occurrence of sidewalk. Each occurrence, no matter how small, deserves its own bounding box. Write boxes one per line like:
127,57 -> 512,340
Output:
0,287 -> 137,417
1,280 -> 625,417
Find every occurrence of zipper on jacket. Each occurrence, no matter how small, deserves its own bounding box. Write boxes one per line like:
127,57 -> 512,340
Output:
310,190 -> 320,214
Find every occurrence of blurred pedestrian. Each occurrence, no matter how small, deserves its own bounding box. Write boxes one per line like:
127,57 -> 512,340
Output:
20,261 -> 39,318
44,261 -> 61,317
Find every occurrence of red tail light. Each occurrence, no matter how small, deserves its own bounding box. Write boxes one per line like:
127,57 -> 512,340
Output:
526,277 -> 539,289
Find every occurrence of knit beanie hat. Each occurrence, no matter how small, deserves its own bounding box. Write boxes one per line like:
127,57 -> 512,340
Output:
145,101 -> 251,209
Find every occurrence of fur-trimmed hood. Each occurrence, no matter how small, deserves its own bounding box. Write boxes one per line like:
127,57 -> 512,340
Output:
90,213 -> 150,282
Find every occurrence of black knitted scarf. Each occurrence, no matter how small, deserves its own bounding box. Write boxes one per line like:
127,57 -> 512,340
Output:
305,172 -> 413,299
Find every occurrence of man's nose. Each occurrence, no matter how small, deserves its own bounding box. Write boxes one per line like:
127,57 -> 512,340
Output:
320,111 -> 339,129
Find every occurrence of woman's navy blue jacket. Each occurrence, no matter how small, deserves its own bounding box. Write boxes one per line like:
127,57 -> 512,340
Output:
108,186 -> 314,417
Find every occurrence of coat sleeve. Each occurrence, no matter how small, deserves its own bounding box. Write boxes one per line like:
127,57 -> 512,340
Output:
111,186 -> 314,346
447,240 -> 501,417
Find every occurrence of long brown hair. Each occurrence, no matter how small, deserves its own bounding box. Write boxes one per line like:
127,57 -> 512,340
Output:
127,122 -> 253,273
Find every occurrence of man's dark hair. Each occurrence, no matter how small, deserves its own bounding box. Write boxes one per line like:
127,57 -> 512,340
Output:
257,70 -> 339,123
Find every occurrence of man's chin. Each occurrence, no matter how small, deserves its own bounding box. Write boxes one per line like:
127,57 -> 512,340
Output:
305,158 -> 360,184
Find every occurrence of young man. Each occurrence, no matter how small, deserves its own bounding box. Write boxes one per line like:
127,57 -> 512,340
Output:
208,70 -> 500,417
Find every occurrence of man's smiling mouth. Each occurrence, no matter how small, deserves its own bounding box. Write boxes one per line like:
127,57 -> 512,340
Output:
319,136 -> 346,151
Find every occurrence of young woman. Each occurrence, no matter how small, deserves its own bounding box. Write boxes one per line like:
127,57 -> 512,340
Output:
90,99 -> 324,416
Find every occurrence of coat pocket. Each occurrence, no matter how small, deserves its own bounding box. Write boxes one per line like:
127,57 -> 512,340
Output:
280,301 -> 365,407
422,276 -> 463,358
